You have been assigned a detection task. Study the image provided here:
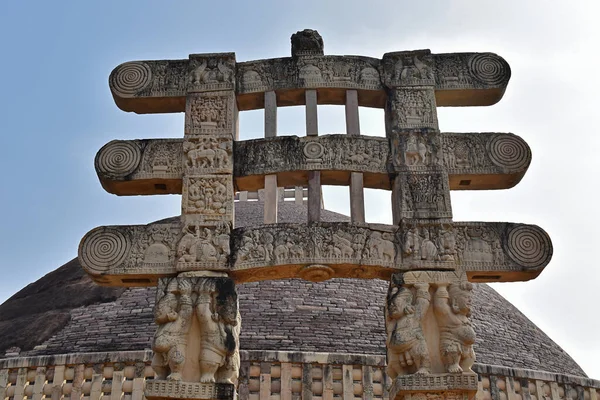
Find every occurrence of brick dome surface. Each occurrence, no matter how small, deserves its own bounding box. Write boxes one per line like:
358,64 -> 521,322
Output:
0,201 -> 586,377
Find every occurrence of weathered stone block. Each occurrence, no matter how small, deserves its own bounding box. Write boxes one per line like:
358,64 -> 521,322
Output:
145,380 -> 235,400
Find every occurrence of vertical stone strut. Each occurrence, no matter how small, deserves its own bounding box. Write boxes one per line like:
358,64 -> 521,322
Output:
382,51 -> 475,400
306,89 -> 321,222
148,53 -> 241,399
346,90 -> 366,223
264,91 -> 278,223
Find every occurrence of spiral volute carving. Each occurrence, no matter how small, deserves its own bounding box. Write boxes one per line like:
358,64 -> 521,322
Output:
96,140 -> 142,178
79,227 -> 131,275
506,225 -> 552,269
468,53 -> 510,86
110,61 -> 152,98
487,135 -> 531,171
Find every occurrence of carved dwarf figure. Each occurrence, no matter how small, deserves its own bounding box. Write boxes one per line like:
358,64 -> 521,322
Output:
385,275 -> 432,378
433,281 -> 476,373
152,278 -> 194,381
194,277 -> 241,384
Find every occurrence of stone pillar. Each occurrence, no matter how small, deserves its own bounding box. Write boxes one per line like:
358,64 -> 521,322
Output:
264,91 -> 278,224
148,53 -> 240,400
345,90 -> 365,223
306,89 -> 321,222
382,51 -> 474,400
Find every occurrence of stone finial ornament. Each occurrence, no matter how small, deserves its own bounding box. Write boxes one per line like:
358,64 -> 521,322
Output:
291,29 -> 324,57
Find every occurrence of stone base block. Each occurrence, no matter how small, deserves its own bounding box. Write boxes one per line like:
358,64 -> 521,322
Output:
389,373 -> 478,400
145,380 -> 236,400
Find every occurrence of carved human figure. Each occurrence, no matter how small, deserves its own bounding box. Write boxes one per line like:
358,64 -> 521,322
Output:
433,282 -> 476,373
385,277 -> 431,378
194,278 -> 241,384
152,278 -> 194,381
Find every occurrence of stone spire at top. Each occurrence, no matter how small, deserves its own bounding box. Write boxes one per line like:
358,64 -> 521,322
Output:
291,29 -> 324,57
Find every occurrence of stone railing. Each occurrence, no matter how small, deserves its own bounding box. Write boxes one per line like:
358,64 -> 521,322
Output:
0,351 -> 598,400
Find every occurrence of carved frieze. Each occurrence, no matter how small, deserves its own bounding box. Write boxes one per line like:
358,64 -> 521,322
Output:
388,88 -> 439,130
145,380 -> 235,400
235,134 -> 389,176
389,373 -> 478,400
182,176 -> 234,221
187,53 -> 236,93
185,92 -> 236,136
79,221 -> 552,285
151,275 -> 240,385
380,50 -> 435,88
392,170 -> 452,220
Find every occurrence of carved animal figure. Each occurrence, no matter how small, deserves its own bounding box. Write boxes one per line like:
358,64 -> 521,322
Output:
386,279 -> 431,378
369,233 -> 395,262
433,282 -> 476,373
332,234 -> 353,258
194,278 -> 241,384
187,147 -> 216,169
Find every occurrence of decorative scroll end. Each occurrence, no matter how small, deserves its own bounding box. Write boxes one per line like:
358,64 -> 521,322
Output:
78,226 -> 132,278
109,61 -> 153,99
486,133 -> 531,173
467,53 -> 511,87
95,140 -> 143,181
504,224 -> 553,271
291,29 -> 324,57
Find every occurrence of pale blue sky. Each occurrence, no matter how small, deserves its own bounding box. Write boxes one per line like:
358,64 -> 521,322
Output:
1,0 -> 598,378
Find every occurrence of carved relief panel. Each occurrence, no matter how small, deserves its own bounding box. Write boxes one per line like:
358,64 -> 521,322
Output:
381,50 -> 435,88
187,53 -> 236,93
390,129 -> 443,171
185,92 -> 236,136
183,136 -> 233,175
181,175 -> 234,221
434,53 -> 511,90
175,222 -> 231,272
388,88 -> 439,130
392,170 -> 452,220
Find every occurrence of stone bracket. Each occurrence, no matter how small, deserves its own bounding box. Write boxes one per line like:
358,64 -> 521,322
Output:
78,221 -> 552,286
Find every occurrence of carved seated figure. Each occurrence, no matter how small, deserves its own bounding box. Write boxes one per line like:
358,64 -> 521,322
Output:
385,278 -> 431,378
194,278 -> 241,384
433,282 -> 476,373
152,278 -> 193,381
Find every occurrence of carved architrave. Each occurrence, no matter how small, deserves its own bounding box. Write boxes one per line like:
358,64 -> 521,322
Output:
108,52 -> 511,113
380,50 -> 435,88
79,221 -> 552,286
151,275 -> 240,385
183,136 -> 233,175
95,133 -> 531,195
387,88 -> 439,130
389,129 -> 443,171
392,170 -> 452,220
181,175 -> 234,222
187,53 -> 236,93
185,92 -> 236,137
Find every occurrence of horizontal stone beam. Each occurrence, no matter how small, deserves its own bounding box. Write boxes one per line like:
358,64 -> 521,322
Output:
95,133 -> 530,195
110,52 -> 510,113
79,221 -> 551,286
